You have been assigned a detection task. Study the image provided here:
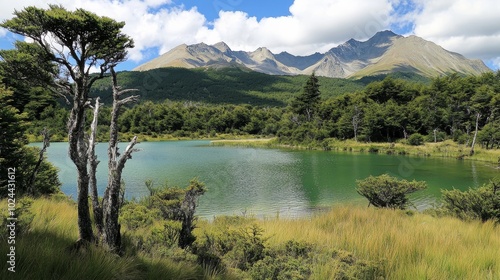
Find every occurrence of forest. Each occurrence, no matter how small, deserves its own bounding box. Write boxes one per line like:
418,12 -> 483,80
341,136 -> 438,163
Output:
22,70 -> 500,153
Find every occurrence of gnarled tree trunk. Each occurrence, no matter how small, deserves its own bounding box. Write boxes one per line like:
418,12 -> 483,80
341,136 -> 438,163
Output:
102,67 -> 139,253
89,97 -> 103,240
68,83 -> 94,243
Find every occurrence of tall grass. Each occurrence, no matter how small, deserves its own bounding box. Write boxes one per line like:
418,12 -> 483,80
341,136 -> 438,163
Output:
0,197 -> 205,280
2,198 -> 499,279
251,206 -> 500,279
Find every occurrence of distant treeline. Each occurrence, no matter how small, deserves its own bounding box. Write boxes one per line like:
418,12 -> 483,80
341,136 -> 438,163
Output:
29,71 -> 499,150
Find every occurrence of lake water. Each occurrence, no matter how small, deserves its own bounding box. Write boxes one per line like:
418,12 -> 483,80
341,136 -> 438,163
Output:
34,140 -> 499,218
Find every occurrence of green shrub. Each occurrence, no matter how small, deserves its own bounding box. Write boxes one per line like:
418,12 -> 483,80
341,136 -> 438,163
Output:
250,240 -> 312,280
119,203 -> 157,229
408,133 -> 424,146
440,179 -> 500,223
194,224 -> 267,272
356,174 -> 427,209
147,220 -> 182,249
1,197 -> 34,239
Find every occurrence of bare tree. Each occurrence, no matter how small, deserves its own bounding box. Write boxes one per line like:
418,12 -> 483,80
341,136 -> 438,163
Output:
352,105 -> 362,142
470,112 -> 481,156
88,97 -> 103,239
101,67 -> 139,253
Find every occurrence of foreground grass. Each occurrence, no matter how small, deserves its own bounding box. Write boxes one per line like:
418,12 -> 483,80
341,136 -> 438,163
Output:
0,198 -> 206,280
2,197 -> 499,279
258,207 -> 500,279
212,138 -> 500,164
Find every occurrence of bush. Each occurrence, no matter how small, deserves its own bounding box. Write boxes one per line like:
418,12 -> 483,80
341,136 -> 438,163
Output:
1,197 -> 34,239
119,203 -> 157,230
408,133 -> 424,146
356,174 -> 427,209
194,224 -> 267,272
440,179 -> 500,223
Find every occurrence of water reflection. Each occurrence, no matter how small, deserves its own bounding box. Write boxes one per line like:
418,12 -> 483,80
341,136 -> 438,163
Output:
33,141 -> 498,218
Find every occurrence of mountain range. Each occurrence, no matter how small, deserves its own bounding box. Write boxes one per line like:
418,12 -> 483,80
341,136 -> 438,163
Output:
133,30 -> 491,78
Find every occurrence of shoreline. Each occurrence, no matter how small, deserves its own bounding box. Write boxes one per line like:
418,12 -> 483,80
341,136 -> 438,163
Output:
29,132 -> 500,165
211,138 -> 500,165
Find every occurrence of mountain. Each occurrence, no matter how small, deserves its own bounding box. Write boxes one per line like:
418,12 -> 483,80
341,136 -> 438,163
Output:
133,30 -> 491,78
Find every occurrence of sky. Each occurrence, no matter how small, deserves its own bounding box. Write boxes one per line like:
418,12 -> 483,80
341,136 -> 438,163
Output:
1,0 -> 499,71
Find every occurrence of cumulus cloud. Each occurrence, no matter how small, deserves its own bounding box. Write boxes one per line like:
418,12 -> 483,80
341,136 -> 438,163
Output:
410,0 -> 500,63
1,0 -> 498,69
1,0 -> 395,61
197,0 -> 394,55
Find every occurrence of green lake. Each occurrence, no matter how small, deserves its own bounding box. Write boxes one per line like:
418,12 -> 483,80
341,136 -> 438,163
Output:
35,140 -> 499,218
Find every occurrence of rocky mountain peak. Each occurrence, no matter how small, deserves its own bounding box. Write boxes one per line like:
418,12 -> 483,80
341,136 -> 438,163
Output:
213,41 -> 232,53
133,31 -> 491,78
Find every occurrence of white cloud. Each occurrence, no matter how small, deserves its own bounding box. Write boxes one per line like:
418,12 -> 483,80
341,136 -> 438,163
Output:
1,0 -> 498,68
1,0 -> 395,61
410,0 -> 500,63
196,0 -> 394,55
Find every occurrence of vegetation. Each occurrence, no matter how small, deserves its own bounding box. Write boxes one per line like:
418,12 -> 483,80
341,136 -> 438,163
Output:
90,67 -> 366,106
2,195 -> 499,279
27,72 -> 500,166
356,174 -> 427,209
0,85 -> 60,197
439,179 -> 500,223
1,5 -> 499,279
2,4 -> 135,247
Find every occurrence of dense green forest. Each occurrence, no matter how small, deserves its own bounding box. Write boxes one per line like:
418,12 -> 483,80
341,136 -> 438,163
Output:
26,70 -> 500,153
89,67 -> 368,106
89,67 -> 430,106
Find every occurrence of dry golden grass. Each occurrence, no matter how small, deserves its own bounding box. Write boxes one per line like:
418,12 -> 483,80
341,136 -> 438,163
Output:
248,206 -> 500,279
3,197 -> 499,279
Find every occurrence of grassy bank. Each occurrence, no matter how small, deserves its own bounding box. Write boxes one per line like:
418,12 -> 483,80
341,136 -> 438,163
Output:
211,138 -> 500,165
27,132 -> 264,143
2,197 -> 499,279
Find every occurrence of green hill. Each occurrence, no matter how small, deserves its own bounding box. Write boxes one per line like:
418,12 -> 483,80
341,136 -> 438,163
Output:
90,67 -> 368,106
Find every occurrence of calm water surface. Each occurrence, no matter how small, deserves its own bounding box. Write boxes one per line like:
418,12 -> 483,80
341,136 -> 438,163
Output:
34,140 -> 499,218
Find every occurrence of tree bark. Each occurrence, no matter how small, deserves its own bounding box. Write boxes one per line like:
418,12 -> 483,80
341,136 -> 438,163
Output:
470,112 -> 481,156
88,97 -> 103,240
101,67 -> 139,253
68,83 -> 94,243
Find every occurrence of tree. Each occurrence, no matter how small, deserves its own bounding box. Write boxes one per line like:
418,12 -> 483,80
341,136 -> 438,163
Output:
2,5 -> 133,243
100,67 -> 139,253
356,174 -> 427,209
291,72 -> 321,121
0,42 -> 58,118
0,85 -> 60,197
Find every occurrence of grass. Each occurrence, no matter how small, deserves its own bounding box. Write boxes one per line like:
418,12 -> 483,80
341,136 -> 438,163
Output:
2,197 -> 499,279
198,206 -> 500,279
0,197 -> 206,280
211,138 -> 500,164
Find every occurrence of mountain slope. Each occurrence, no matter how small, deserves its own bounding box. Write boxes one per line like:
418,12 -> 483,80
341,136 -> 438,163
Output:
133,30 -> 491,78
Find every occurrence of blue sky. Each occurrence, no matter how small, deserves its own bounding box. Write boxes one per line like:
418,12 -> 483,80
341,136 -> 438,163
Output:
1,0 -> 499,71
177,0 -> 295,22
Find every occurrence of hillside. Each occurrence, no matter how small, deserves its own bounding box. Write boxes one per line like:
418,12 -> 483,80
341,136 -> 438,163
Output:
90,67 -> 370,106
133,30 -> 491,78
